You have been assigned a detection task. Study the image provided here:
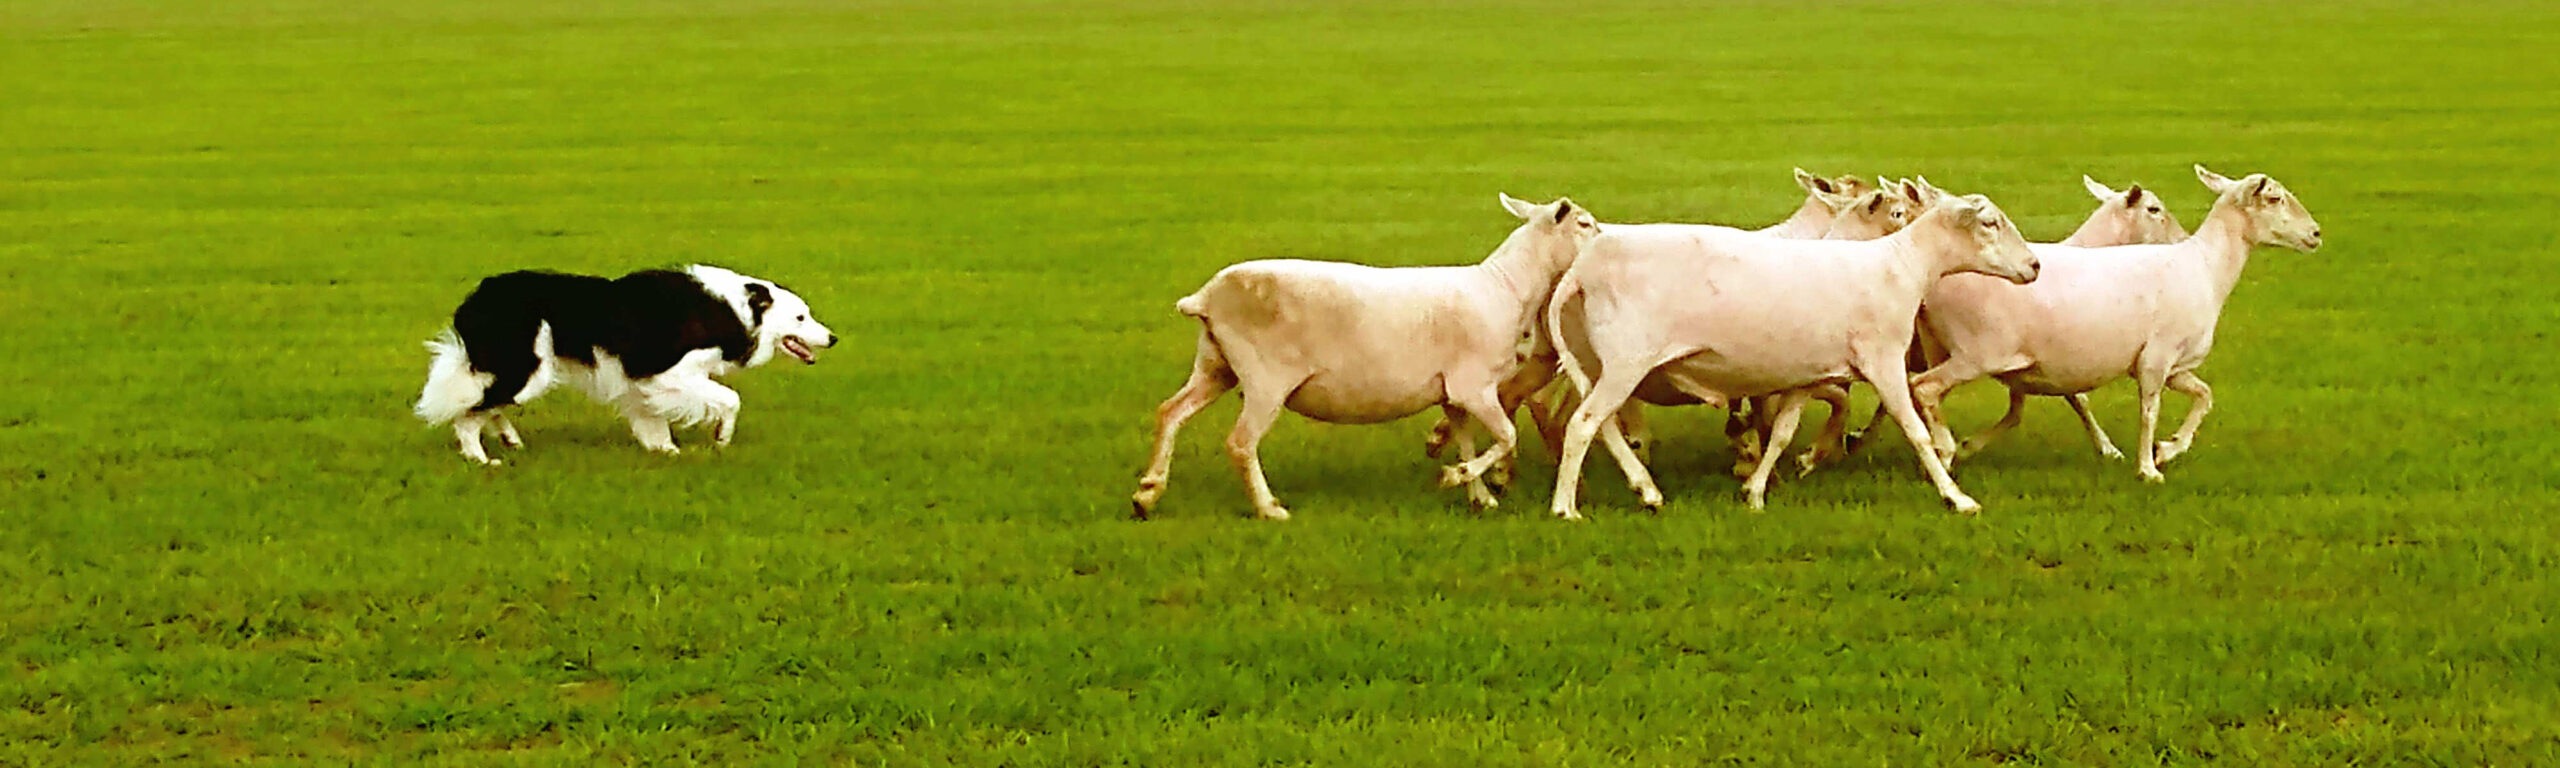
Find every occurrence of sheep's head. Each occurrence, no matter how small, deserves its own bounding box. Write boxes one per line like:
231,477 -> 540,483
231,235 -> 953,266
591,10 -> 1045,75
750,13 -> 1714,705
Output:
2196,165 -> 2321,252
1499,192 -> 1600,268
1821,178 -> 1926,240
1925,193 -> 2040,284
2073,176 -> 2189,246
1793,168 -> 1870,205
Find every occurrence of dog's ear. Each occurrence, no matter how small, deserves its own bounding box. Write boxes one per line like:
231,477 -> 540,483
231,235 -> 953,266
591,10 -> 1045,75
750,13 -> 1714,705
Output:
745,283 -> 774,328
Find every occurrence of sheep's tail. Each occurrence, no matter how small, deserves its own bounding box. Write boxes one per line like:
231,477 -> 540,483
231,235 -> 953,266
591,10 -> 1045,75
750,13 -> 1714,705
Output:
1546,267 -> 1593,398
414,329 -> 483,425
1175,291 -> 1208,318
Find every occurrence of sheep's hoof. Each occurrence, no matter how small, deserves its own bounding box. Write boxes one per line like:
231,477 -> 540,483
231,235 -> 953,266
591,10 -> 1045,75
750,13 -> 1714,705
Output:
1843,430 -> 1868,454
2139,468 -> 2166,484
2156,441 -> 2189,464
1946,494 -> 1983,516
2097,445 -> 2125,461
1130,499 -> 1153,520
1437,464 -> 1477,489
1255,506 -> 1292,521
1551,508 -> 1585,522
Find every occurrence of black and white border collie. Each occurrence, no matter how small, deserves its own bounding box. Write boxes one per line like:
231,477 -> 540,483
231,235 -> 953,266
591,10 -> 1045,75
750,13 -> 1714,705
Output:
413,265 -> 836,464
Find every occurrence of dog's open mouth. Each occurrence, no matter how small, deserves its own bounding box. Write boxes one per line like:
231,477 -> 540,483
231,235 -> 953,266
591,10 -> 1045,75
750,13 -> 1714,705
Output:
781,336 -> 818,364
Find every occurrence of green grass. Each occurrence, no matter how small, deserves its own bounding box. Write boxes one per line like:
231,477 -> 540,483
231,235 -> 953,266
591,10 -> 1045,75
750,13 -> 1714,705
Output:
4,0 -> 2558,763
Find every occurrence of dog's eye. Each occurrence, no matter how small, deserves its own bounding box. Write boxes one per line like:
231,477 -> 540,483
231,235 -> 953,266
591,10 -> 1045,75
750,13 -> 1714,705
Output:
798,314 -> 809,322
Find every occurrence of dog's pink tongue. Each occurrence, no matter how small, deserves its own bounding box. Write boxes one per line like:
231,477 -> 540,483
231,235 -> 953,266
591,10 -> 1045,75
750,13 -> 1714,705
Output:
785,338 -> 816,363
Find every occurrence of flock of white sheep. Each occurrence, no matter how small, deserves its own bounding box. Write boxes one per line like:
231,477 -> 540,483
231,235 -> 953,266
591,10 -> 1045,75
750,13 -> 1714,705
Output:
1131,165 -> 2323,520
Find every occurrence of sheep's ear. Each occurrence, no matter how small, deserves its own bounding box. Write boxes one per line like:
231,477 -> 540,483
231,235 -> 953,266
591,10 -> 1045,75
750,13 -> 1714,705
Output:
1896,179 -> 1925,205
2195,164 -> 2235,193
1864,191 -> 1886,214
2247,176 -> 2270,197
1552,197 -> 1575,223
2123,184 -> 2146,207
1949,194 -> 1991,220
1499,192 -> 1537,220
1795,167 -> 1834,195
2083,175 -> 2117,201
1914,176 -> 1947,204
1812,187 -> 1858,212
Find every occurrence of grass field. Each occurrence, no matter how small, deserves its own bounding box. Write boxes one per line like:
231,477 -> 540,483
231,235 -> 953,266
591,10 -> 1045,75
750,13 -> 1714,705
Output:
5,0 -> 2559,763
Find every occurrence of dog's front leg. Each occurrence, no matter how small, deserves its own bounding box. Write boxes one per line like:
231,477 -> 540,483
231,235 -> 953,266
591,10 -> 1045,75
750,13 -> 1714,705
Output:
626,412 -> 679,454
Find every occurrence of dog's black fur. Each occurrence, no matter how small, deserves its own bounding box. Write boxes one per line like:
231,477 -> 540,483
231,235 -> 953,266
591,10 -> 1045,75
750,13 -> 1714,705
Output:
451,270 -> 761,412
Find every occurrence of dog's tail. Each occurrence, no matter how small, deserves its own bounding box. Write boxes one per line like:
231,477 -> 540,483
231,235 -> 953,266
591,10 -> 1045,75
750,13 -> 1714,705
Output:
414,329 -> 488,425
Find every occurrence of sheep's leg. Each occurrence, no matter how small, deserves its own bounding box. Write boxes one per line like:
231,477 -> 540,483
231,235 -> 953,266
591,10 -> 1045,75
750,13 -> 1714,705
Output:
1954,387 -> 2029,461
489,412 -> 524,450
1551,369 -> 1650,521
1132,332 -> 1236,518
1621,403 -> 1654,463
1846,401 -> 1893,456
2065,393 -> 2123,461
1911,356 -> 2003,465
1744,390 -> 1811,510
1598,412 -> 1663,512
1727,397 -> 1765,479
1439,388 -> 1516,510
1439,405 -> 1498,509
1489,361 -> 1558,484
1422,417 -> 1457,459
453,411 -> 499,466
1226,385 -> 1296,521
1857,331 -> 1942,455
1440,383 -> 1515,483
1526,384 -> 1573,463
1861,355 -> 1981,515
2156,371 -> 2212,465
1793,384 -> 1854,477
2134,367 -> 2168,483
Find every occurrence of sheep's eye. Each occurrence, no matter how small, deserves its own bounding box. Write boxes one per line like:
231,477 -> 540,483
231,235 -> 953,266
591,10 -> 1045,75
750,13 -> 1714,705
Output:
2147,206 -> 2162,214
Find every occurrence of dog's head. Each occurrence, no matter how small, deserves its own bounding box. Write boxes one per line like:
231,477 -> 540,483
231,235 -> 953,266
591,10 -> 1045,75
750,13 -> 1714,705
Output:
690,265 -> 837,368
742,281 -> 834,366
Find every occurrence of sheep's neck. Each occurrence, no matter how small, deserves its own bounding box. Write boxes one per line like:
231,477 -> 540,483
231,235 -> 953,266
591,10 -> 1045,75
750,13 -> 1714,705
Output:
1872,224 -> 1958,312
2058,210 -> 2119,247
1476,236 -> 1566,318
1761,197 -> 1833,238
2186,201 -> 2256,305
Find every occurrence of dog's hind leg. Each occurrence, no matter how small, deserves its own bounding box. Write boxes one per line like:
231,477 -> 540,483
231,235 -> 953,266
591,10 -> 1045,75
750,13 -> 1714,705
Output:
454,411 -> 500,466
489,412 -> 524,449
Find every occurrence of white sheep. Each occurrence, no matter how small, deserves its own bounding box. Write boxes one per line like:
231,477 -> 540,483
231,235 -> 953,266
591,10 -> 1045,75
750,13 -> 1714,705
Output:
1545,193 -> 2041,518
1840,175 -> 2195,465
1131,194 -> 1599,520
1422,169 -> 1874,474
1911,165 -> 2322,480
